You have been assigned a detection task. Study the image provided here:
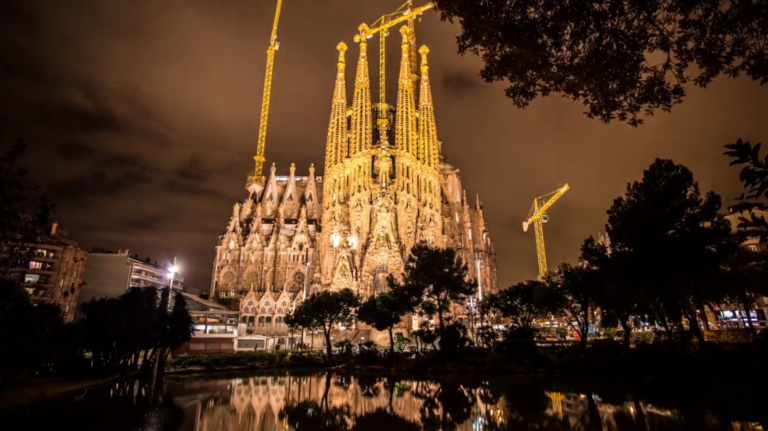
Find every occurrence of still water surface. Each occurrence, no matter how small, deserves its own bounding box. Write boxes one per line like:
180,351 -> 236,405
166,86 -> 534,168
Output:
11,371 -> 766,430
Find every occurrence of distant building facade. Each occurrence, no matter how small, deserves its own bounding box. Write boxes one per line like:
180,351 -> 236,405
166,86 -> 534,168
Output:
717,203 -> 768,328
79,249 -> 184,303
0,222 -> 87,322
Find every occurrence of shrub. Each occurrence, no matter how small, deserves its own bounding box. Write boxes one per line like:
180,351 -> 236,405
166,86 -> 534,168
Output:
439,322 -> 472,353
168,351 -> 282,370
588,339 -> 623,355
355,348 -> 382,366
333,340 -> 353,355
497,327 -> 538,358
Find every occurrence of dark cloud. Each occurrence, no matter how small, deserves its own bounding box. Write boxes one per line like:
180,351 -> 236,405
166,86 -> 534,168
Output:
119,214 -> 169,232
55,141 -> 97,161
54,141 -> 149,170
174,156 -> 210,183
36,101 -> 121,134
441,70 -> 479,96
164,180 -> 229,199
49,170 -> 151,203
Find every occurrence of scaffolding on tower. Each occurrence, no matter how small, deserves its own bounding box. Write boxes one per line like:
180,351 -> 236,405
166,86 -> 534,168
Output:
354,1 -> 434,132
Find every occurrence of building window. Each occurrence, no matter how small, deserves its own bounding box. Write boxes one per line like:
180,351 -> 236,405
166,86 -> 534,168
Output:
748,245 -> 758,251
29,261 -> 42,269
275,316 -> 286,327
258,316 -> 265,327
24,274 -> 41,284
265,316 -> 272,327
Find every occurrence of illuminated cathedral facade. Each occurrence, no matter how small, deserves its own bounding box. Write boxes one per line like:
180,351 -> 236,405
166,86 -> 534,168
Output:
210,26 -> 498,337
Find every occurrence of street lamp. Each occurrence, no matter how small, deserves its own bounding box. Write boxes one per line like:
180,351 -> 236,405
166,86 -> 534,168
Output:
468,296 -> 477,343
303,252 -> 311,301
475,255 -> 483,331
301,250 -> 311,349
168,257 -> 179,290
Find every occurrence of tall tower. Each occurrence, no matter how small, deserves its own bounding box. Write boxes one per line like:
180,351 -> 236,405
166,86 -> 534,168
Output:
212,13 -> 499,343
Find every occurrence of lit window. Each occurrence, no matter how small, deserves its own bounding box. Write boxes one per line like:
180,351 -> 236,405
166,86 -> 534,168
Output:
28,261 -> 42,269
24,274 -> 40,284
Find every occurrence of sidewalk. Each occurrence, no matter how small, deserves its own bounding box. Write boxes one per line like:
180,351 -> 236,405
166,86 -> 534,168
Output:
0,375 -> 117,411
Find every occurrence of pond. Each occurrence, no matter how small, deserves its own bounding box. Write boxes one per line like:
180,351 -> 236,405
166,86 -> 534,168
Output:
10,371 -> 767,430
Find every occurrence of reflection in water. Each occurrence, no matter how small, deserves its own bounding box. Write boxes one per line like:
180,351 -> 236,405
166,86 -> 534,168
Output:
164,373 -> 766,431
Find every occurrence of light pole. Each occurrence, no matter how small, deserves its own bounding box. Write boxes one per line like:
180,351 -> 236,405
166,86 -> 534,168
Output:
475,255 -> 483,331
168,257 -> 179,290
476,256 -> 483,302
468,296 -> 476,343
301,250 -> 310,349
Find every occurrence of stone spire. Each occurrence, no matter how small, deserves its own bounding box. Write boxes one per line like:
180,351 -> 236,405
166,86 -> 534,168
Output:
324,43 -> 349,175
395,26 -> 418,159
418,45 -> 439,170
350,28 -> 372,156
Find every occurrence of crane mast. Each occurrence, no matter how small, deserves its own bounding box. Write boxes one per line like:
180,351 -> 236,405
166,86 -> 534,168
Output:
523,184 -> 570,279
355,1 -> 434,130
253,0 -> 284,181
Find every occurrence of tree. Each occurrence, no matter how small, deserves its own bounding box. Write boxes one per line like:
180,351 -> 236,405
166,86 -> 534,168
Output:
480,280 -> 547,332
167,292 -> 195,349
402,243 -> 476,332
603,158 -> 736,345
581,237 -> 648,349
720,247 -> 768,336
434,0 -> 768,126
0,279 -> 65,382
357,282 -> 419,354
0,139 -> 55,274
543,263 -> 601,352
285,288 -> 360,359
724,139 -> 768,236
78,287 -> 195,373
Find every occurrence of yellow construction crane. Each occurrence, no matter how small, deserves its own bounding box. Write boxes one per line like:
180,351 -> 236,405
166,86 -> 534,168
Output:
523,184 -> 570,279
546,392 -> 565,419
253,0 -> 284,181
354,1 -> 434,128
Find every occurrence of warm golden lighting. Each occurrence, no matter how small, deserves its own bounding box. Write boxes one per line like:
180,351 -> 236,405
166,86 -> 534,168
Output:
523,184 -> 570,278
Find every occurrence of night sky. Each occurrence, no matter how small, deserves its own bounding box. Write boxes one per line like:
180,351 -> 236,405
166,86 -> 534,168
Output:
1,0 -> 767,294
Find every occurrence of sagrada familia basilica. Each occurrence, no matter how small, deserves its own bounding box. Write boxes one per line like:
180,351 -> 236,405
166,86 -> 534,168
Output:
209,24 -> 498,340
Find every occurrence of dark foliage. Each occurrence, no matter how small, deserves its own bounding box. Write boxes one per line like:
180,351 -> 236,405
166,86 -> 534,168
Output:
724,138 -> 768,237
0,139 -> 55,238
435,0 -> 768,126
357,282 -> 420,354
543,264 -> 601,352
401,243 -> 476,332
78,287 -> 194,373
285,288 -> 360,359
481,280 -> 547,331
0,280 -> 66,382
598,159 -> 737,345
